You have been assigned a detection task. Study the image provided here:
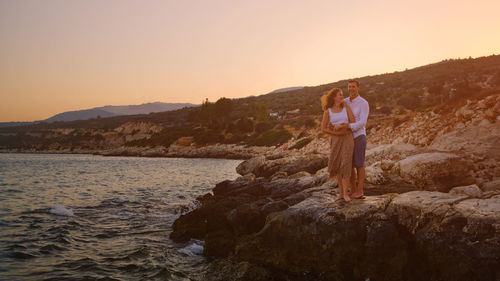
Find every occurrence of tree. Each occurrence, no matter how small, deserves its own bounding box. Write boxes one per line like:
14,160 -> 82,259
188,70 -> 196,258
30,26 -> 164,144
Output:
254,103 -> 268,121
214,97 -> 233,123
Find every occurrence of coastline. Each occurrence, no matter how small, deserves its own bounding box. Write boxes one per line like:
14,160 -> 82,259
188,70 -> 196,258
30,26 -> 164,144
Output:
0,143 -> 276,160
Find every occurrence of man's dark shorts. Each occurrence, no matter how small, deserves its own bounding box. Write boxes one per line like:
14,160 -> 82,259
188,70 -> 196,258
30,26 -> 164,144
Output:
353,134 -> 366,168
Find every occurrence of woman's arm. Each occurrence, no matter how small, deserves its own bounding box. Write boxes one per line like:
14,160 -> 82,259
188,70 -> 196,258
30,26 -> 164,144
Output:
321,111 -> 332,134
321,110 -> 348,135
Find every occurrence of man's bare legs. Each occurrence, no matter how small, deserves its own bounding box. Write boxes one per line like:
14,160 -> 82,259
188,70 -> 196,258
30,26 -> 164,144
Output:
351,167 -> 365,198
349,168 -> 357,195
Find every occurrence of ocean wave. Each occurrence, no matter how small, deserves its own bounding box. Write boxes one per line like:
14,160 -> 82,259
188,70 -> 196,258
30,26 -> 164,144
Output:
49,204 -> 74,216
177,240 -> 204,256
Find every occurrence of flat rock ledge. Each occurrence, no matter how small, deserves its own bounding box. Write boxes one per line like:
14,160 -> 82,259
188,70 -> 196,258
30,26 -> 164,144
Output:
171,169 -> 500,281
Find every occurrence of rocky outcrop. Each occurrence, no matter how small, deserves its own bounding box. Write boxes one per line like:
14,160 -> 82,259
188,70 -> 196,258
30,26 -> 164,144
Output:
173,182 -> 499,281
235,153 -> 328,177
171,146 -> 500,281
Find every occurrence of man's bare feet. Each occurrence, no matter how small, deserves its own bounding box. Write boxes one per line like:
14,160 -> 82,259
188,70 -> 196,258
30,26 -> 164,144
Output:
351,193 -> 364,199
343,194 -> 351,202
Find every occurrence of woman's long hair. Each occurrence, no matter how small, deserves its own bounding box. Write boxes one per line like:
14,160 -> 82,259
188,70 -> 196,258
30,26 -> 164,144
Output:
321,88 -> 342,110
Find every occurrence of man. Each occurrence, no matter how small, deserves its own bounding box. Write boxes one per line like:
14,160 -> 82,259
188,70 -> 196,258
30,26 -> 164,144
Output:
343,80 -> 369,198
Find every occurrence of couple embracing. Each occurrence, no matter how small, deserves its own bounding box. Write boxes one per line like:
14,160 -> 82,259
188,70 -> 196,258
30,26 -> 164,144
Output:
321,80 -> 369,202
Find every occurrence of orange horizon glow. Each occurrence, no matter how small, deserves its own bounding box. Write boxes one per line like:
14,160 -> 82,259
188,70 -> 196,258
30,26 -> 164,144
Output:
1,0 -> 500,122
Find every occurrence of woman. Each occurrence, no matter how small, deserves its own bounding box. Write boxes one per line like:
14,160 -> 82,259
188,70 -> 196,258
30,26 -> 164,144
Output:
320,88 -> 355,202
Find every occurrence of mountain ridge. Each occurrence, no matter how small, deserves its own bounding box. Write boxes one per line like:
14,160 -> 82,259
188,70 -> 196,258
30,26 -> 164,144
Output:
0,102 -> 199,126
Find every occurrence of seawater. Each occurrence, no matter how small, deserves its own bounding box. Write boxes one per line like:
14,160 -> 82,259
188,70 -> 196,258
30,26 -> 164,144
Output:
0,153 -> 242,281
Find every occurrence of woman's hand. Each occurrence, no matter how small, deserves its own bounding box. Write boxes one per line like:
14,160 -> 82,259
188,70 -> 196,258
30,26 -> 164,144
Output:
336,123 -> 350,130
327,123 -> 348,135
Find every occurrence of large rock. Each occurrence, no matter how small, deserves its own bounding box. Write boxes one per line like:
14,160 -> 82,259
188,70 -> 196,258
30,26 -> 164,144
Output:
234,193 -> 398,281
449,184 -> 482,198
481,179 -> 500,192
256,153 -> 328,178
236,156 -> 266,175
170,174 -> 319,257
365,144 -> 420,166
365,161 -> 393,185
229,190 -> 500,281
235,153 -> 328,179
394,152 -> 475,191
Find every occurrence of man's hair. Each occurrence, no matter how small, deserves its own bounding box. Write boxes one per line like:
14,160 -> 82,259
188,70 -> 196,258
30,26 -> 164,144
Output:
348,80 -> 360,87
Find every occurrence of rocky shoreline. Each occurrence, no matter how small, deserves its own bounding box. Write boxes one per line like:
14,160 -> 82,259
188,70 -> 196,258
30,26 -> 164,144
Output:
170,145 -> 500,281
0,143 -> 276,160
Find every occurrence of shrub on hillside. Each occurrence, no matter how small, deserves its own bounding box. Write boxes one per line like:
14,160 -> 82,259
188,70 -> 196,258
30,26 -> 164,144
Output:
397,91 -> 421,110
289,137 -> 313,150
221,133 -> 246,144
304,118 -> 316,128
296,130 -> 309,140
246,129 -> 292,147
255,121 -> 273,134
228,117 -> 254,134
379,106 -> 392,115
193,128 -> 223,145
392,114 -> 411,128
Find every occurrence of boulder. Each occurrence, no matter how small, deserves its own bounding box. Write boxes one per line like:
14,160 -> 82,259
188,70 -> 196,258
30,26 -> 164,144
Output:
449,184 -> 482,198
481,179 -> 500,192
260,200 -> 289,216
205,259 -> 272,281
394,152 -> 475,191
236,156 -> 266,175
365,144 -> 420,166
365,161 -> 390,185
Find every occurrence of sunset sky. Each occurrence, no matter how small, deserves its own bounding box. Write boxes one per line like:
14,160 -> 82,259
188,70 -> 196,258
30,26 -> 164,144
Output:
1,0 -> 499,122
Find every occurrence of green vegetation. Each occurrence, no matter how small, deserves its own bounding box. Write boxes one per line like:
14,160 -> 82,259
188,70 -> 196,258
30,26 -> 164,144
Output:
246,129 -> 293,147
289,137 -> 313,150
1,55 -> 499,150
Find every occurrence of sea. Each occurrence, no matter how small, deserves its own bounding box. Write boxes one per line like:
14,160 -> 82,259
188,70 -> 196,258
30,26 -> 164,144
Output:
0,153 -> 242,281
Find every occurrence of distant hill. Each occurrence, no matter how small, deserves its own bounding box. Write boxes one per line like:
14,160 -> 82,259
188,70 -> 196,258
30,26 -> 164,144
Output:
44,109 -> 120,123
268,87 -> 304,94
42,102 -> 198,123
96,102 -> 197,115
0,122 -> 35,128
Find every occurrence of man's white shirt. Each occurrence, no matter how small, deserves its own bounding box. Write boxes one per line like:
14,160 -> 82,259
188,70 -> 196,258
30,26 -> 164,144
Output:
344,95 -> 369,138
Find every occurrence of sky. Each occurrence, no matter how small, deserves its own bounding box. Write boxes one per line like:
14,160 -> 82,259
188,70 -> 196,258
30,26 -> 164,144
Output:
1,0 -> 499,122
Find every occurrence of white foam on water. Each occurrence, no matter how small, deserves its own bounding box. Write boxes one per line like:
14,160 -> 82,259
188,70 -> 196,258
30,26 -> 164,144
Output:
177,240 -> 204,256
49,204 -> 74,216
